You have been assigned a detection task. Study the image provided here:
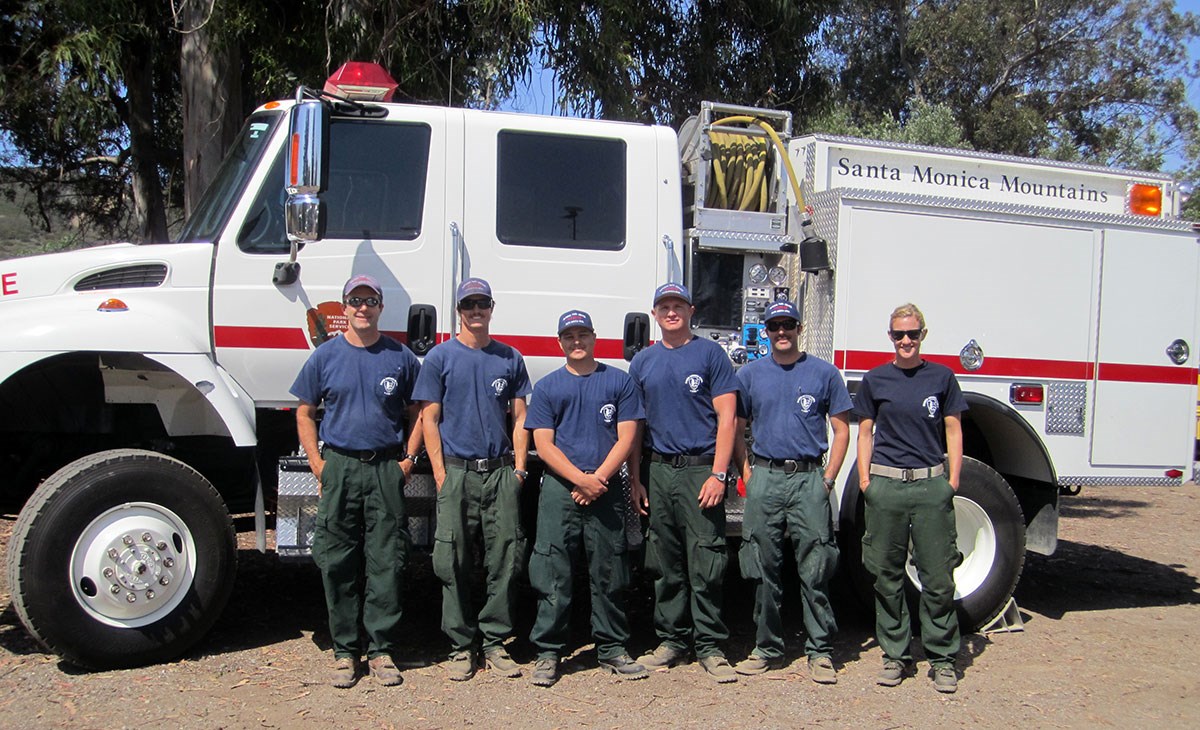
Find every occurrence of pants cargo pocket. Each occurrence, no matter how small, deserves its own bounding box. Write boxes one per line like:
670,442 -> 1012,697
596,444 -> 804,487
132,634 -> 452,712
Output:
738,538 -> 763,581
528,540 -> 563,597
693,535 -> 728,588
643,531 -> 664,578
431,527 -> 456,585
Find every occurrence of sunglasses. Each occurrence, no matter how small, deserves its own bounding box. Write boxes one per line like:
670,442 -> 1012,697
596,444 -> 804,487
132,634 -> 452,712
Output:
765,319 -> 799,332
889,329 -> 924,341
345,296 -> 381,308
458,298 -> 494,311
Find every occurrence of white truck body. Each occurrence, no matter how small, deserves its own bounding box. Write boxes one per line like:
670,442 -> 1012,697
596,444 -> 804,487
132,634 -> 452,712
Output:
2,91 -> 1195,669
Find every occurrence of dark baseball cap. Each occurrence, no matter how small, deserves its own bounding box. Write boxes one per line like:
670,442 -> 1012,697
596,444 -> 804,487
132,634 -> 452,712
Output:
652,282 -> 692,305
343,274 -> 383,299
557,310 -> 594,334
764,301 -> 800,323
456,277 -> 492,304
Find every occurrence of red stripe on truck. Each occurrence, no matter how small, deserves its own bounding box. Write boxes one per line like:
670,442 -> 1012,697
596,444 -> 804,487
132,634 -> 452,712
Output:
837,350 -> 1196,385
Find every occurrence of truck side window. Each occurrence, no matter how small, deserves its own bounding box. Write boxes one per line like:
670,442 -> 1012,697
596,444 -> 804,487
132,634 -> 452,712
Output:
496,131 -> 626,250
237,119 -> 432,254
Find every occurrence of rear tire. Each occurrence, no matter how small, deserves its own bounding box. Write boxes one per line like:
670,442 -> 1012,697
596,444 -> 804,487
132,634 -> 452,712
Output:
7,449 -> 237,669
840,456 -> 1025,631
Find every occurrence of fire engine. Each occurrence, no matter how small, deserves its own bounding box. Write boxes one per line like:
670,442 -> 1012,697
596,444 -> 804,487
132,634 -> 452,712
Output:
2,62 -> 1196,669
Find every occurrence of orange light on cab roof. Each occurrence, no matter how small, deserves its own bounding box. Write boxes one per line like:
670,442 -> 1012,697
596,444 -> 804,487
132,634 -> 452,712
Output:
1129,183 -> 1162,216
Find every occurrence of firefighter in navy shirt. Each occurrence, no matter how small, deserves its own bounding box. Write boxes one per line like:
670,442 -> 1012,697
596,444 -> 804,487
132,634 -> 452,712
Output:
628,283 -> 740,683
855,302 -> 967,694
525,310 -> 648,687
732,301 -> 851,684
412,277 -> 531,682
290,274 -> 423,689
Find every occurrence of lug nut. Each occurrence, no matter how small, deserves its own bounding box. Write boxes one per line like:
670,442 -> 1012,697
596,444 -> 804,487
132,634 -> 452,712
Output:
141,532 -> 153,543
163,558 -> 174,568
145,590 -> 155,600
107,548 -> 119,559
159,576 -> 170,586
122,535 -> 133,546
126,593 -> 136,603
110,584 -> 121,595
156,541 -> 168,551
102,567 -> 115,578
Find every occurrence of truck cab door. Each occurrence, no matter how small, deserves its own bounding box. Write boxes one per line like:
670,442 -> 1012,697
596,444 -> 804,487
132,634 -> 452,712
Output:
210,106 -> 449,404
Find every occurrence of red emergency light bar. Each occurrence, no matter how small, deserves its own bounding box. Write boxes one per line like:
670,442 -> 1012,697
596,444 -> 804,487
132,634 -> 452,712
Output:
1009,383 -> 1044,405
324,62 -> 398,102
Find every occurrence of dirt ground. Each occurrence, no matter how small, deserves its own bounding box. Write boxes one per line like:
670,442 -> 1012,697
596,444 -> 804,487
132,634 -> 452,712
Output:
1,484 -> 1198,729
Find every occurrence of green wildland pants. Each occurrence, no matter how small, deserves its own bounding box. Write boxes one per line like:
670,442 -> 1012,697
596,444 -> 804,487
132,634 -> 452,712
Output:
313,450 -> 409,659
861,473 -> 961,667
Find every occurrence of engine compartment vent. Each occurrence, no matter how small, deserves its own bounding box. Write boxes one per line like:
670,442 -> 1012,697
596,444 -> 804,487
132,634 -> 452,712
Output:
74,264 -> 168,291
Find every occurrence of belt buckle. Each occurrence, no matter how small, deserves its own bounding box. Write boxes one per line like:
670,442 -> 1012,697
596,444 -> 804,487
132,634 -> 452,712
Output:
902,467 -> 914,482
783,459 -> 799,475
473,458 -> 490,472
360,449 -> 376,463
670,454 -> 688,468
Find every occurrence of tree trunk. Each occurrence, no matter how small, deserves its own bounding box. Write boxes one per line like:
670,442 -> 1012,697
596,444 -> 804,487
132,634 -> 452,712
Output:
179,1 -> 243,219
122,39 -> 170,243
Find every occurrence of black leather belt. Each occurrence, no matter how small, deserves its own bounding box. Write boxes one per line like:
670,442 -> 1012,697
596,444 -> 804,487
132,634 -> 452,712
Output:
324,444 -> 403,463
650,451 -> 715,468
444,454 -> 515,473
755,456 -> 821,475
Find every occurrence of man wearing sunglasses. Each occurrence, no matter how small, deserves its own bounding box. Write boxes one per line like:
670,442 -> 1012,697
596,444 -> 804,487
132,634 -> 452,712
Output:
731,300 -> 851,684
855,303 -> 966,694
291,274 -> 424,688
628,283 -> 740,683
413,277 -> 531,681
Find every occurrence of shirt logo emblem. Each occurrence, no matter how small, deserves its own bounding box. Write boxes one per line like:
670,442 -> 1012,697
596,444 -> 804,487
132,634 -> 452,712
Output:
491,378 -> 508,396
381,376 -> 398,395
797,393 -> 816,413
684,374 -> 704,393
923,396 -> 940,418
600,403 -> 616,424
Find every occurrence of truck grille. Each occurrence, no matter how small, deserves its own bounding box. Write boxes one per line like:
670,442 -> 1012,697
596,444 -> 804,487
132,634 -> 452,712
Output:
74,264 -> 168,291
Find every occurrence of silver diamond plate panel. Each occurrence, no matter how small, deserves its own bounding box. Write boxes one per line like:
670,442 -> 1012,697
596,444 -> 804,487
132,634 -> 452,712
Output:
838,188 -> 1193,232
275,460 -> 440,555
799,189 -> 842,364
1057,476 -> 1182,487
1046,382 -> 1087,435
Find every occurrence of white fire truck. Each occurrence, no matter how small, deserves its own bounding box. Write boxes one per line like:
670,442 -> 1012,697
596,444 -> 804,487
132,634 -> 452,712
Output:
2,62 -> 1196,669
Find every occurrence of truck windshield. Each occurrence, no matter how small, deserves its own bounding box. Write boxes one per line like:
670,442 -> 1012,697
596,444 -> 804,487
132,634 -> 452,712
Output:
177,111 -> 282,243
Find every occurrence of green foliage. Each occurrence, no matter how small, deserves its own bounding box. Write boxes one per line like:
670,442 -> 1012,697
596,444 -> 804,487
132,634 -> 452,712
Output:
821,0 -> 1200,178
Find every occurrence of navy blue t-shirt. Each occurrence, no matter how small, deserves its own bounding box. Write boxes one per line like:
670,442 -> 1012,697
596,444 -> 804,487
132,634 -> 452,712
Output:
737,353 -> 853,460
854,360 -> 967,468
629,336 -> 739,455
289,334 -> 421,451
525,363 -> 644,472
411,337 -> 531,459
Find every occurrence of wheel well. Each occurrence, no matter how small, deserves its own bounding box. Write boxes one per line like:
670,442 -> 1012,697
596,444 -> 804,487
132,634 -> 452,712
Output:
0,352 -> 258,509
961,392 -> 1055,484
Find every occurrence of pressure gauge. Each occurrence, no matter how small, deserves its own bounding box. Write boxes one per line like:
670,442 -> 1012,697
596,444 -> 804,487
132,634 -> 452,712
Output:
748,264 -> 769,284
768,266 -> 787,285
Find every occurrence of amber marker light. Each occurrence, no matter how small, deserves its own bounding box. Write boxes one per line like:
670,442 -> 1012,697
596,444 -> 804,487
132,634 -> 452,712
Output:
97,298 -> 128,312
1129,183 -> 1162,216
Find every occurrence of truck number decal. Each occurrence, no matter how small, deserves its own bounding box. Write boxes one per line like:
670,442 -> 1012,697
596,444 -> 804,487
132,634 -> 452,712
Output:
2,272 -> 16,296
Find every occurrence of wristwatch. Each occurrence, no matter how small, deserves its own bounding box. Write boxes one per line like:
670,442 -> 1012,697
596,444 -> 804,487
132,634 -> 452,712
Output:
711,471 -> 728,482
514,469 -> 529,480
822,476 -> 836,489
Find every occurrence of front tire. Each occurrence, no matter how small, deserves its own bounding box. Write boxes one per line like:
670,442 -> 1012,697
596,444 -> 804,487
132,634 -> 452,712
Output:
7,449 -> 237,669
